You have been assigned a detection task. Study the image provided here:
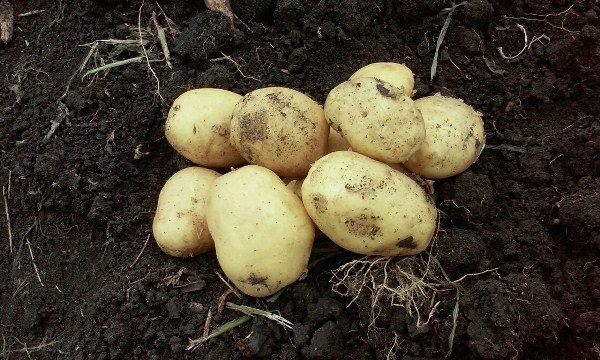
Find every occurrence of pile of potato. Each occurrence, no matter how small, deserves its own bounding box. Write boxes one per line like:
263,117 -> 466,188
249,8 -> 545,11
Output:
153,62 -> 485,297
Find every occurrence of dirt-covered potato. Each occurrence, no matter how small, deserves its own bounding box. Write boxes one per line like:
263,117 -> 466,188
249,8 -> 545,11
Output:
206,165 -> 315,297
324,78 -> 425,163
404,93 -> 485,179
165,88 -> 245,168
301,151 -> 437,256
152,167 -> 220,257
349,62 -> 415,97
230,87 -> 329,177
327,127 -> 351,153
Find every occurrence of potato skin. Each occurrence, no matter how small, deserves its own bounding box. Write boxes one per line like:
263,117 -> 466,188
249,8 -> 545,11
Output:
230,87 -> 329,177
404,94 -> 485,179
206,165 -> 315,297
301,151 -> 437,256
165,89 -> 245,168
152,167 -> 220,257
350,62 -> 415,97
324,78 -> 425,163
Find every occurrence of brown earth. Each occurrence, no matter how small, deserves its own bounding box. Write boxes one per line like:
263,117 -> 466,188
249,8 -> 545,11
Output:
0,0 -> 598,359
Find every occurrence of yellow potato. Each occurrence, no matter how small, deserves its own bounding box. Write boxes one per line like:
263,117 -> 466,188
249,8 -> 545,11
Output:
327,127 -> 351,153
324,78 -> 425,163
152,167 -> 220,257
230,87 -> 329,177
404,94 -> 485,179
350,62 -> 415,97
165,89 -> 245,168
206,165 -> 315,297
301,151 -> 437,256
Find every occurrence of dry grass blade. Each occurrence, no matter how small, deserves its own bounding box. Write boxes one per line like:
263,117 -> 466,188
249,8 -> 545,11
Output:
186,315 -> 252,350
2,185 -> 12,253
446,294 -> 460,358
151,11 -> 172,69
130,234 -> 151,268
226,302 -> 293,329
26,239 -> 44,286
43,101 -> 69,141
18,9 -> 46,17
216,272 -> 242,298
431,2 -> 467,81
82,56 -> 145,78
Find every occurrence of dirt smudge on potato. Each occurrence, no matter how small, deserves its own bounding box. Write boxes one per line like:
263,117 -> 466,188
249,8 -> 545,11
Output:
211,124 -> 229,137
238,110 -> 268,142
312,194 -> 328,213
375,80 -> 396,99
396,236 -> 417,249
246,274 -> 268,286
345,214 -> 382,237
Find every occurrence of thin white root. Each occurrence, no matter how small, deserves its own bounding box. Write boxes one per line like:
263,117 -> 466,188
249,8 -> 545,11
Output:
211,51 -> 261,83
385,332 -> 402,360
138,0 -> 163,103
498,24 -> 528,60
331,256 -> 446,328
332,253 -> 499,356
528,34 -> 551,50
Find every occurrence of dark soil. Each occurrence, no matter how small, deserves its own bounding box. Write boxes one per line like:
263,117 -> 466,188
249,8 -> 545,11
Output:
1,0 -> 599,359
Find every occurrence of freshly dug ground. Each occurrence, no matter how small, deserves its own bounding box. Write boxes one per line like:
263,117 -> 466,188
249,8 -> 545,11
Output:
1,0 -> 598,359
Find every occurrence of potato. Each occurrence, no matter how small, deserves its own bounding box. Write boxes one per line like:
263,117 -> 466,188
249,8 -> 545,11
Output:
350,62 -> 415,97
230,87 -> 329,177
152,167 -> 220,257
301,151 -> 437,256
404,94 -> 485,179
324,78 -> 425,163
165,88 -> 245,167
327,127 -> 351,153
206,165 -> 315,297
